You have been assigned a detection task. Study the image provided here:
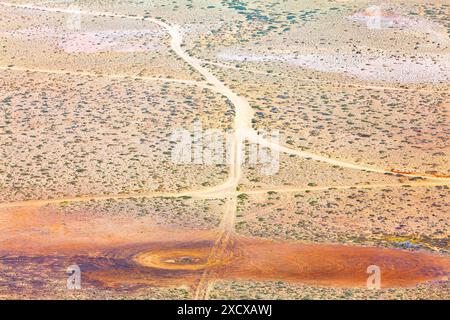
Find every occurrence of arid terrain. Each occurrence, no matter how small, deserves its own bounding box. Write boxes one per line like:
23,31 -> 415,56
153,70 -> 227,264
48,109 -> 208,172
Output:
0,0 -> 449,300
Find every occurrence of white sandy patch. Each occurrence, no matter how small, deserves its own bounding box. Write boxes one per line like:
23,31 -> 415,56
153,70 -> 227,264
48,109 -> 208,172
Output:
217,51 -> 450,84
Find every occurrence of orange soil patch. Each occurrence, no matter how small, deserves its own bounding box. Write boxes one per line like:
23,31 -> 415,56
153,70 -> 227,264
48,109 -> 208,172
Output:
134,247 -> 228,271
0,207 -> 217,255
86,238 -> 448,289
0,207 -> 448,292
390,169 -> 450,179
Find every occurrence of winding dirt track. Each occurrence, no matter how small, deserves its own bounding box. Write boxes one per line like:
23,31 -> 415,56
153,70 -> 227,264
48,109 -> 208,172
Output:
1,181 -> 449,210
0,2 -> 449,299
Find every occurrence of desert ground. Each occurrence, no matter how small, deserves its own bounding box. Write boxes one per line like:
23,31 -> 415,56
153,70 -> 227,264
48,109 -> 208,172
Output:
0,0 -> 449,300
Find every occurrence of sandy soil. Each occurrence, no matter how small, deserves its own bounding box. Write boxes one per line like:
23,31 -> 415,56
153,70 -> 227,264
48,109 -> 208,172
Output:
0,0 -> 449,300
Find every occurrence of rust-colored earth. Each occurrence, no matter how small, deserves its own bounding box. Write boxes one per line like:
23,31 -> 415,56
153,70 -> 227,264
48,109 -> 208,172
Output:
390,169 -> 450,179
0,208 -> 448,293
84,238 -> 449,289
